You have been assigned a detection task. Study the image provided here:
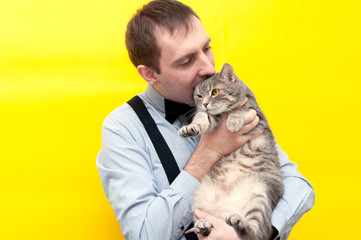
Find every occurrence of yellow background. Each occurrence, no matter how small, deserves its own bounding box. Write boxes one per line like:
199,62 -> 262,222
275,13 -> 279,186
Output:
1,0 -> 360,239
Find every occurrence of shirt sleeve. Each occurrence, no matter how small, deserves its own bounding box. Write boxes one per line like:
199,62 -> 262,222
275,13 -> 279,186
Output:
96,113 -> 199,240
271,144 -> 315,239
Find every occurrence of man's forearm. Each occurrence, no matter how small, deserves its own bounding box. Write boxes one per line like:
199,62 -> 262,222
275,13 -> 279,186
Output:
184,144 -> 221,181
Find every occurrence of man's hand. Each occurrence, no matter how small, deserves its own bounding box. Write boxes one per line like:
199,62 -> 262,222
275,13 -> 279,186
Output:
184,98 -> 263,181
200,108 -> 261,158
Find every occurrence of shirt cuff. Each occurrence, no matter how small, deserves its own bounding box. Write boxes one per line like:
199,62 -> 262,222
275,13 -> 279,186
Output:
170,170 -> 200,198
169,170 -> 200,238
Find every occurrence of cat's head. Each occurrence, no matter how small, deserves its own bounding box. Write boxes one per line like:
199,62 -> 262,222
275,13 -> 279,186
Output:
194,63 -> 247,115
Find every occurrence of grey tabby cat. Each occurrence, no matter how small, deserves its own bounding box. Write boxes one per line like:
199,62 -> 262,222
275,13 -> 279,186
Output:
179,63 -> 284,240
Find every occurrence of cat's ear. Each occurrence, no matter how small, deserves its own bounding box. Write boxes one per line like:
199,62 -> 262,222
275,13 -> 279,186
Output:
137,65 -> 159,85
220,63 -> 236,82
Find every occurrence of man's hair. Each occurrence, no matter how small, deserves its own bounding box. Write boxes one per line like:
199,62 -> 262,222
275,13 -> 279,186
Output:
125,0 -> 199,73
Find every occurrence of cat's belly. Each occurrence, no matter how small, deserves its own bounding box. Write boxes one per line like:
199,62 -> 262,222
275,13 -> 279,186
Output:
192,164 -> 267,220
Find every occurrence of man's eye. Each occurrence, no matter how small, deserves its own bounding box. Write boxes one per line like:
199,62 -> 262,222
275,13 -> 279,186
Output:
181,58 -> 193,66
204,45 -> 212,52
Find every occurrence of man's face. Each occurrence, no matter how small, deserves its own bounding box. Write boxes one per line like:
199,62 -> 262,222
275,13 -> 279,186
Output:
153,17 -> 215,106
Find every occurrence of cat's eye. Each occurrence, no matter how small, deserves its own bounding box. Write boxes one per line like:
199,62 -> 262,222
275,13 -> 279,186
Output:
196,94 -> 203,99
212,89 -> 220,96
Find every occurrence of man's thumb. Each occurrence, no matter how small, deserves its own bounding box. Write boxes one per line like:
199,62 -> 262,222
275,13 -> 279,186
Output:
194,208 -> 207,219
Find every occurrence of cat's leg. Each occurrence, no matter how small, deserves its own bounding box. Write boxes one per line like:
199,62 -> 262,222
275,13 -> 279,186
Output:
225,193 -> 272,240
226,109 -> 247,132
225,214 -> 253,240
178,111 -> 211,138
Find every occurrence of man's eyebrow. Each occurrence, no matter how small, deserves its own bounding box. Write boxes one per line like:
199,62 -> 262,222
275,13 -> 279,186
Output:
204,38 -> 212,48
171,38 -> 212,67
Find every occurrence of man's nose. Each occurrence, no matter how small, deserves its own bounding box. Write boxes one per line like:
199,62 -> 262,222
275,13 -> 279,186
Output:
198,53 -> 215,77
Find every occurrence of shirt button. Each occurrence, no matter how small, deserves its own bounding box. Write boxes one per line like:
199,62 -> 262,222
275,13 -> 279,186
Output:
180,226 -> 185,230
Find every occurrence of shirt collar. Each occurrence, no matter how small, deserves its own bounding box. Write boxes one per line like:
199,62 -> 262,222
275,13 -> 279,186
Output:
144,84 -> 166,113
143,84 -> 195,124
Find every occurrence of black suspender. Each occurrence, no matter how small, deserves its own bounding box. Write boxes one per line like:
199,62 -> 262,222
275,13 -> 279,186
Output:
128,95 -> 180,184
127,95 -> 198,240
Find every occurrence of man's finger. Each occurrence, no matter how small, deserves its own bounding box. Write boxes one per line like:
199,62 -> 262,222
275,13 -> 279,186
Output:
237,97 -> 248,109
240,115 -> 259,134
243,109 -> 257,125
194,208 -> 218,222
244,128 -> 265,141
194,208 -> 207,219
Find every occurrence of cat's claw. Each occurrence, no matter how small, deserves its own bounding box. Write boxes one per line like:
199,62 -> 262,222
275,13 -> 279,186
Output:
178,126 -> 200,138
184,227 -> 195,234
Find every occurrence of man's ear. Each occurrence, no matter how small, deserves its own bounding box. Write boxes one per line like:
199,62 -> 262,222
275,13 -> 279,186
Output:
137,65 -> 159,85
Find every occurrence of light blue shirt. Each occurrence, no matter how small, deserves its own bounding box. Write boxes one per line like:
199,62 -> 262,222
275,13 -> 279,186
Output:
96,85 -> 315,240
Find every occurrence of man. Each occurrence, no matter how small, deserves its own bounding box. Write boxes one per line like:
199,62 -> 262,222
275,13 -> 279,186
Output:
96,0 -> 315,239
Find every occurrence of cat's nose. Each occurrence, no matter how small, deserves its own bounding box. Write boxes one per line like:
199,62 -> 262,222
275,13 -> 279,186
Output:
203,103 -> 208,108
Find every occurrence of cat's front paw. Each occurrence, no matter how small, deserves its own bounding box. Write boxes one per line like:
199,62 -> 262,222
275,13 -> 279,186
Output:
226,114 -> 244,132
178,125 -> 201,138
193,219 -> 212,236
